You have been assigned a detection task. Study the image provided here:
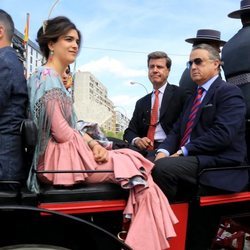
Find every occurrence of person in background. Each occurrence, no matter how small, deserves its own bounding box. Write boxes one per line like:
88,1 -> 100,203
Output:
0,9 -> 28,190
179,29 -> 226,97
62,65 -> 72,89
124,51 -> 186,158
27,16 -> 177,250
62,65 -> 74,101
222,0 -> 250,157
152,44 -> 248,202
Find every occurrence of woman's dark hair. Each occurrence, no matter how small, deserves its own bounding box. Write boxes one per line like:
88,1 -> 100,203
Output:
37,16 -> 82,60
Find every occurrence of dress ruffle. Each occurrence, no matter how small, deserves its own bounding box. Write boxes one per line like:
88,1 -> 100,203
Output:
124,175 -> 178,250
40,134 -> 178,249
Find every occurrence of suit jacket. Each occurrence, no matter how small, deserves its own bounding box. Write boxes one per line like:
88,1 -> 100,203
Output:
123,83 -> 186,145
159,77 -> 249,192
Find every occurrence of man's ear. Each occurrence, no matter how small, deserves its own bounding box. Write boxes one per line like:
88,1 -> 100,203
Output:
0,25 -> 4,39
214,59 -> 220,69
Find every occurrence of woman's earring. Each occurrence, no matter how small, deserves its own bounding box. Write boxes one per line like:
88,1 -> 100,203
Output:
49,50 -> 54,62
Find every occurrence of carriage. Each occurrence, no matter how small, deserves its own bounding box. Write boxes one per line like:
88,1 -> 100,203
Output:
0,131 -> 250,250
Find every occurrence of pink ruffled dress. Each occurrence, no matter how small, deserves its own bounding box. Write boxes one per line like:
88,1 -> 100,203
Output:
37,99 -> 178,250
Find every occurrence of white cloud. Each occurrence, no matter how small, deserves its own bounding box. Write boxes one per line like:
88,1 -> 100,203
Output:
78,56 -> 147,78
110,94 -> 142,119
111,94 -> 139,106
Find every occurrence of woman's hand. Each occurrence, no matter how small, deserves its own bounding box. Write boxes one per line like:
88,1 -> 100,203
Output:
92,144 -> 109,163
154,152 -> 167,161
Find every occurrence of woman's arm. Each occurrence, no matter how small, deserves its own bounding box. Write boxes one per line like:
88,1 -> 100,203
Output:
47,99 -> 109,163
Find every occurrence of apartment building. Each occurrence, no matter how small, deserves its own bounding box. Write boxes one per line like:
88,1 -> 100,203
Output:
13,29 -> 43,77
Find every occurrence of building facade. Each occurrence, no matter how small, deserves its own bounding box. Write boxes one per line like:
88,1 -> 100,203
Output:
114,110 -> 130,134
74,71 -> 116,131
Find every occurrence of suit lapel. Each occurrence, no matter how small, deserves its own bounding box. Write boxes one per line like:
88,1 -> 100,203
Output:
144,92 -> 153,125
192,77 -> 221,128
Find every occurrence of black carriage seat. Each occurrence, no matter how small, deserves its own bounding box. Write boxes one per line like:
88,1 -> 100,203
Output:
21,169 -> 129,214
37,183 -> 128,203
36,183 -> 128,214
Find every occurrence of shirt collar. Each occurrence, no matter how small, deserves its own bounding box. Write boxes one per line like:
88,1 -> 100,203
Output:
153,82 -> 167,95
199,75 -> 219,92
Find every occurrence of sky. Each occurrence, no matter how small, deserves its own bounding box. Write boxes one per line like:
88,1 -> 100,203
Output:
1,0 -> 243,118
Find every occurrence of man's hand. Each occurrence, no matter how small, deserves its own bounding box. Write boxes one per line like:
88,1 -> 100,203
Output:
170,149 -> 183,158
155,152 -> 167,161
92,144 -> 109,163
135,137 -> 153,150
170,152 -> 180,157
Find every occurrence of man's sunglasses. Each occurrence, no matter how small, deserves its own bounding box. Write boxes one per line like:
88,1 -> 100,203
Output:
186,58 -> 206,69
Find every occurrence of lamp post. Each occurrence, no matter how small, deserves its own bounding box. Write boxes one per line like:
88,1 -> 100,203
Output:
48,0 -> 61,19
130,81 -> 149,94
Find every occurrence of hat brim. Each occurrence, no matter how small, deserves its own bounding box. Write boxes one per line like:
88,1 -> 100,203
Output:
228,8 -> 250,18
185,37 -> 226,46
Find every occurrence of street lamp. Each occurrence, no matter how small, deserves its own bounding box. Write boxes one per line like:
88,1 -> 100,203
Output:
130,81 -> 149,94
48,0 -> 61,19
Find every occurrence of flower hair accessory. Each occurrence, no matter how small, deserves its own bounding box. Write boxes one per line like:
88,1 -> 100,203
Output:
42,20 -> 48,34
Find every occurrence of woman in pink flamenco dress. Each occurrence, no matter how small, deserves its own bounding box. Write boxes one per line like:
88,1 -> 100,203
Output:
27,16 -> 178,250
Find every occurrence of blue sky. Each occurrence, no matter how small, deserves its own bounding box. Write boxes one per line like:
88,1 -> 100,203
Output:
1,0 -> 243,118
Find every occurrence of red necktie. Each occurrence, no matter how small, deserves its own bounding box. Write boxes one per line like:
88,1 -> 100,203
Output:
147,90 -> 159,150
180,87 -> 204,147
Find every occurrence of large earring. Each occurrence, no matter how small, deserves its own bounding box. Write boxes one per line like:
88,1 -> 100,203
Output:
49,50 -> 54,62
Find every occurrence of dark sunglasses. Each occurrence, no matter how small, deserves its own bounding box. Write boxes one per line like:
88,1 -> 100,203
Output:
186,58 -> 204,69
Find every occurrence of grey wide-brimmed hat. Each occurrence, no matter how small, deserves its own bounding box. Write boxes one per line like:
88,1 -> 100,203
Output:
228,0 -> 250,19
185,29 -> 226,46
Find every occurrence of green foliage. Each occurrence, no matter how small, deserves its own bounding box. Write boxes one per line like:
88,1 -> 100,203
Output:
103,130 -> 124,140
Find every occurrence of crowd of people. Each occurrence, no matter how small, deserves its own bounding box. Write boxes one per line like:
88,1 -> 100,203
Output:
0,0 -> 250,249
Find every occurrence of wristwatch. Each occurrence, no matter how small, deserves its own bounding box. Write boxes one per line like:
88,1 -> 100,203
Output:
176,149 -> 184,156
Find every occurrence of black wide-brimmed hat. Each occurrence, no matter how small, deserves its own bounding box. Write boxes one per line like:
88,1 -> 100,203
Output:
185,29 -> 226,46
228,0 -> 250,19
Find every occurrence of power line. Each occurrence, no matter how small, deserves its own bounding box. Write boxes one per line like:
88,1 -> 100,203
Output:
82,46 -> 188,57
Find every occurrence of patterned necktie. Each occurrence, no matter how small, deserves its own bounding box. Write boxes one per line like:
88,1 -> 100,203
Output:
180,87 -> 204,147
147,90 -> 159,150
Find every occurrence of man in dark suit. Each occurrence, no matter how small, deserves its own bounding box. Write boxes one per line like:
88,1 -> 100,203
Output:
123,51 -> 186,157
152,44 -> 248,201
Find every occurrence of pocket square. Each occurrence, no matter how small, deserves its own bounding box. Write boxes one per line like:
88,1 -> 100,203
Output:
203,103 -> 213,108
